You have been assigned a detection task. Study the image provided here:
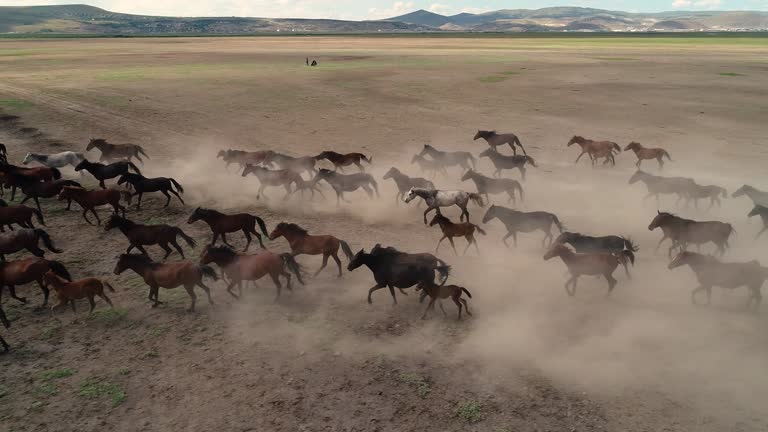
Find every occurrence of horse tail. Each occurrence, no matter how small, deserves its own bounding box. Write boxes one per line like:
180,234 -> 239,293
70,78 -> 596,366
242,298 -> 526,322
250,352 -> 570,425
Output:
169,178 -> 184,194
127,161 -> 142,175
174,227 -> 197,248
551,214 -> 564,233
32,207 -> 45,226
623,237 -> 640,253
47,260 -> 72,281
280,253 -> 304,285
473,225 -> 487,236
247,215 -> 267,238
199,265 -> 219,281
50,167 -> 62,180
103,281 -> 116,293
436,265 -> 451,287
461,287 -> 473,299
362,154 -> 372,164
35,229 -> 62,253
622,250 -> 636,266
662,149 -> 673,161
63,180 -> 82,188
525,156 -> 538,167
137,146 -> 150,159
339,240 -> 354,261
468,193 -> 485,207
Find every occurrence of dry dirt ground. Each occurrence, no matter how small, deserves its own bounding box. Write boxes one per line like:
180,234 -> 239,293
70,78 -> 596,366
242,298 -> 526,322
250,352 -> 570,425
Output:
0,36 -> 767,432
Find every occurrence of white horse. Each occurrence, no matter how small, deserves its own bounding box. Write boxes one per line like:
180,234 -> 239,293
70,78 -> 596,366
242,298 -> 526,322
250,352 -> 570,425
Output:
22,151 -> 85,169
405,187 -> 485,224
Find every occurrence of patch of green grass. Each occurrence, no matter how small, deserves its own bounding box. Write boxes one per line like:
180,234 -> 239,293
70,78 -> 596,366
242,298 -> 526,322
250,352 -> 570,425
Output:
87,308 -> 127,327
77,377 -> 126,407
719,72 -> 747,76
142,349 -> 159,359
40,324 -> 61,340
497,70 -> 520,75
456,400 -> 484,424
34,382 -> 59,397
398,373 -> 431,399
116,367 -> 131,376
479,75 -> 509,83
40,368 -> 76,381
0,99 -> 33,110
28,400 -> 45,412
147,326 -> 169,338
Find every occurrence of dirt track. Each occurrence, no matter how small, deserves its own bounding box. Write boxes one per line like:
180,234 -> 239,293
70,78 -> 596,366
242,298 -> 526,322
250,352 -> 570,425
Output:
1,36 -> 767,432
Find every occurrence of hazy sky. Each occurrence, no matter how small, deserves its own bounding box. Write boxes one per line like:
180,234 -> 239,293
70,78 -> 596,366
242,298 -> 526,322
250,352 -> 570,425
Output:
2,0 -> 766,20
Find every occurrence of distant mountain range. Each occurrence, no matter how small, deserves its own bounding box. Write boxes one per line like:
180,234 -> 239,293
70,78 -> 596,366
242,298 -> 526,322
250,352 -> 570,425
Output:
1,4 -> 767,35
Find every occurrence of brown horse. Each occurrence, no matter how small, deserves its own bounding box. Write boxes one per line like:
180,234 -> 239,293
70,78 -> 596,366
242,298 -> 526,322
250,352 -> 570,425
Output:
0,228 -> 62,261
0,304 -> 9,352
114,254 -> 217,312
315,151 -> 372,172
0,258 -> 71,307
87,138 -> 149,164
417,279 -> 473,320
16,177 -> 82,212
543,243 -> 634,296
567,136 -> 621,167
428,214 -> 486,255
624,142 -> 672,169
0,164 -> 62,200
473,130 -> 526,155
58,186 -> 129,225
0,199 -> 45,232
105,215 -> 197,259
200,245 -> 303,301
269,222 -> 354,277
217,149 -> 268,170
648,211 -> 734,257
187,207 -> 269,251
44,271 -> 115,315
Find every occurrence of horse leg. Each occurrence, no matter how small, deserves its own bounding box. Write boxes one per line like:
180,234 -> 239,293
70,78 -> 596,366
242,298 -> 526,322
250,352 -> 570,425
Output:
99,179 -> 106,189
98,291 -> 114,308
367,283 -> 386,304
91,208 -> 102,225
472,236 -> 481,255
502,233 -> 513,248
35,279 -> 50,307
519,167 -> 526,181
565,276 -> 577,297
169,240 -> 185,259
241,230 -> 253,251
269,273 -> 282,302
87,295 -> 96,315
6,285 -> 27,304
755,227 -> 767,239
184,284 -> 197,312
314,253 -> 330,277
211,232 -> 219,246
448,237 -> 458,255
331,253 -> 342,278
421,296 -> 437,320
135,244 -> 150,257
387,285 -> 398,305
435,235 -> 446,253
690,286 -> 705,305
196,280 -> 214,306
220,232 -> 233,248
169,188 -> 184,205
70,300 -> 77,314
654,235 -> 667,253
423,206 -> 434,225
354,161 -> 364,173
82,208 -> 94,225
136,193 -> 143,210
161,190 -> 172,207
160,242 -> 173,260
575,152 -> 586,164
705,286 -> 712,305
605,274 -> 618,296
623,261 -> 632,279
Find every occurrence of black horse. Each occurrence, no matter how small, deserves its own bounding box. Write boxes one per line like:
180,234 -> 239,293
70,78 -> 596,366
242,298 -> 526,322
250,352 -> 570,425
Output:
117,173 -> 185,209
75,159 -> 141,189
347,244 -> 450,305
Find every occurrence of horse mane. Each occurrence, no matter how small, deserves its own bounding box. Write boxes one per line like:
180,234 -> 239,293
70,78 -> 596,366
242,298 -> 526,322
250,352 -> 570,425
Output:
276,222 -> 308,236
371,244 -> 403,256
195,207 -> 222,216
119,253 -> 156,267
108,215 -> 136,227
205,244 -> 238,257
90,138 -> 108,145
432,213 -> 451,224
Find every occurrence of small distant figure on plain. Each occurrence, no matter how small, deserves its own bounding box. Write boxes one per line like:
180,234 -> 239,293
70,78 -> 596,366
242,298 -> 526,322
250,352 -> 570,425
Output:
306,57 -> 309,66
311,60 -> 318,67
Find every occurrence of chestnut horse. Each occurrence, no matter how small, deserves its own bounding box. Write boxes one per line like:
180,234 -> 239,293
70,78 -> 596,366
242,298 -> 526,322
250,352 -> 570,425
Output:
624,142 -> 672,169
44,271 -> 115,315
58,186 -> 129,225
105,215 -> 197,259
567,136 -> 621,166
114,253 -> 217,312
428,214 -> 486,255
473,130 -> 526,155
187,207 -> 269,251
544,243 -> 634,296
269,222 -> 354,277
0,258 -> 71,307
200,245 -> 303,301
648,211 -> 734,257
315,151 -> 372,172
0,199 -> 45,231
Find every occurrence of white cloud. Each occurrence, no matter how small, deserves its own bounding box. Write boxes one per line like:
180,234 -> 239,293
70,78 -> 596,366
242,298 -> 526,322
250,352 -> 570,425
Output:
368,1 -> 415,19
672,0 -> 692,7
672,0 -> 722,8
427,3 -> 454,15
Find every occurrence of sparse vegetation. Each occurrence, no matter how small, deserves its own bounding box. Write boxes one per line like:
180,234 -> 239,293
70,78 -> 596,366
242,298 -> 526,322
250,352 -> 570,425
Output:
479,75 -> 508,83
34,382 -> 59,397
40,368 -> 75,381
456,400 -> 483,423
398,373 -> 432,398
77,377 -> 126,407
87,308 -> 128,327
719,72 -> 746,76
0,99 -> 33,110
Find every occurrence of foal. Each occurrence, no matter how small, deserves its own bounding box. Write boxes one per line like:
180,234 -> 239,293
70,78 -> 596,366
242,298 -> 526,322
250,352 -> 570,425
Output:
117,173 -> 184,209
105,215 -> 197,259
428,214 -> 486,255
57,186 -> 129,225
187,207 -> 269,250
269,222 -> 354,277
544,243 -> 634,296
624,142 -> 672,169
416,279 -> 472,320
0,258 -> 71,308
44,271 -> 114,315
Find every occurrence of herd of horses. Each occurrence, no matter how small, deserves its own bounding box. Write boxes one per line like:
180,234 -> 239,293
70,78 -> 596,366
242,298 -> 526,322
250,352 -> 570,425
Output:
0,130 -> 766,353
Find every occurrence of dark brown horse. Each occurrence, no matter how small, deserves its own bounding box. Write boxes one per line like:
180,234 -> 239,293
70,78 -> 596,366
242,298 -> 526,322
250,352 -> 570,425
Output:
57,186 -> 129,225
315,151 -> 372,172
473,130 -> 526,155
417,279 -> 472,320
44,271 -> 115,315
15,177 -> 82,212
544,243 -> 634,296
117,173 -> 184,209
114,253 -> 217,312
0,228 -> 62,261
200,245 -> 303,301
0,199 -> 45,231
568,136 -> 620,166
0,164 -> 62,200
0,258 -> 71,307
648,211 -> 734,257
428,214 -> 485,255
105,215 -> 197,259
75,159 -> 141,189
187,207 -> 269,251
624,142 -> 672,169
269,222 -> 354,277
87,138 -> 149,164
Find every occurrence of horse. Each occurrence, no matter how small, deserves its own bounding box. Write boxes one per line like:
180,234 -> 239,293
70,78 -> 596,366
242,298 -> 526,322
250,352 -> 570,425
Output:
0,143 -> 6,163
188,207 -> 269,251
747,205 -> 768,239
15,177 -> 82,212
217,149 -> 268,170
567,136 -> 621,166
428,214 -> 486,255
262,151 -> 317,177
544,243 -> 634,297
347,244 -> 450,305
269,222 -> 354,277
478,149 -> 537,180
0,305 -> 9,352
105,215 -> 197,260
315,151 -> 372,172
0,258 -> 71,308
117,173 -> 184,209
22,151 -> 85,169
114,254 -> 217,312
0,228 -> 62,261
404,188 -> 484,224
75,159 -> 141,189
313,169 -> 379,204
418,145 -> 475,172
732,185 -> 768,208
200,245 -> 303,301
628,171 -> 696,206
685,184 -> 728,209
44,271 -> 114,315
648,211 -> 734,257
0,164 -> 62,200
416,280 -> 472,320
0,199 -> 45,232
410,154 -> 448,178
555,232 -> 638,278
482,205 -> 563,247
241,164 -> 303,199
473,130 -> 526,155
668,251 -> 768,308
383,167 -> 434,204
624,142 -> 672,169
87,138 -> 149,164
461,169 -> 523,204
57,186 -> 129,225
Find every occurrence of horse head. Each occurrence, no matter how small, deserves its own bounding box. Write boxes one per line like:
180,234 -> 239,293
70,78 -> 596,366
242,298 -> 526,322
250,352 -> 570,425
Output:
460,169 -> 475,181
187,207 -> 204,224
21,153 -> 33,165
732,185 -> 750,198
648,211 -> 672,231
347,249 -> 367,271
478,149 -> 493,159
668,251 -> 696,270
624,142 -> 641,151
628,170 -> 646,185
481,205 -> 498,224
383,167 -> 398,180
567,136 -> 583,147
543,243 -> 569,261
748,205 -> 765,218
404,188 -> 418,203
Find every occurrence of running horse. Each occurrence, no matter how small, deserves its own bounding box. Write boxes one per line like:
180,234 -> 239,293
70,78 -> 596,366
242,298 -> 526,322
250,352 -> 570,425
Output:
404,188 -> 484,224
117,173 -> 185,210
428,214 -> 485,255
0,199 -> 46,231
262,151 -> 317,177
22,151 -> 85,169
313,169 -> 380,204
0,257 -> 72,308
75,159 -> 142,189
382,167 -> 434,204
0,228 -> 62,261
473,130 -> 527,155
87,138 -> 150,164
478,149 -> 537,180
105,215 -> 197,259
315,151 -> 372,172
567,136 -> 621,166
269,222 -> 354,277
648,211 -> 734,257
747,205 -> 768,239
461,169 -> 523,204
628,170 -> 696,206
482,205 -> 563,248
187,207 -> 269,250
241,164 -> 303,200
544,243 -> 635,297
732,185 -> 768,208
624,142 -> 672,169
418,145 -> 475,173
